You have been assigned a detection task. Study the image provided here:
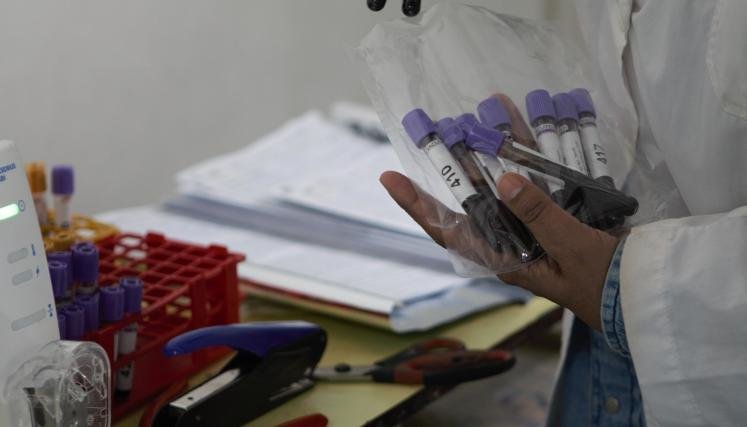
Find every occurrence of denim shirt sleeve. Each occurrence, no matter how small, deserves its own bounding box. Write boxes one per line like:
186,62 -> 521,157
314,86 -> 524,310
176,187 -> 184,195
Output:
600,238 -> 631,358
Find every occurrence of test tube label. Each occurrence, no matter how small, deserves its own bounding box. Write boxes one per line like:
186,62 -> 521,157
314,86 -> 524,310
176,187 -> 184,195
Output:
116,324 -> 138,394
579,117 -> 611,179
558,124 -> 590,175
533,132 -> 564,194
423,140 -> 477,203
118,324 -> 137,354
117,364 -> 135,392
53,195 -> 72,229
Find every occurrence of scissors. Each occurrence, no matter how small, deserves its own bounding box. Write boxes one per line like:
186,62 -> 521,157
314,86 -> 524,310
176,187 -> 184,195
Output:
313,338 -> 515,387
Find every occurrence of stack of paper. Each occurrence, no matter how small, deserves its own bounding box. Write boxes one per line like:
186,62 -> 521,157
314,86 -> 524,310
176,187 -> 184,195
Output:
98,107 -> 531,332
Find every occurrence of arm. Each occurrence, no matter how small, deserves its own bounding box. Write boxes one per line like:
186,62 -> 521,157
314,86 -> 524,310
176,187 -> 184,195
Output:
382,170 -> 747,425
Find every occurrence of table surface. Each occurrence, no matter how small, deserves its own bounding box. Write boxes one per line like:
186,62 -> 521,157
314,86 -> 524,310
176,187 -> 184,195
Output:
116,297 -> 558,427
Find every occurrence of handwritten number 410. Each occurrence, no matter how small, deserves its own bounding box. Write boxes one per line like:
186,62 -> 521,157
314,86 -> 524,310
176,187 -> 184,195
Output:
441,165 -> 461,188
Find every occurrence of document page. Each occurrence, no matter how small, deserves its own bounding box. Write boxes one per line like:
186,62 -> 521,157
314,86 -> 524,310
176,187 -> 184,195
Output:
97,206 -> 469,312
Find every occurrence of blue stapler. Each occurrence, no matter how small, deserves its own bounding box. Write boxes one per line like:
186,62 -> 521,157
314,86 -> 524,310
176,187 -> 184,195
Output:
152,321 -> 327,427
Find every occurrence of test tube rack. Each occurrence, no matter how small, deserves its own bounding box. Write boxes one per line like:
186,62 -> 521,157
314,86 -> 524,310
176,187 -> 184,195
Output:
86,232 -> 244,421
42,213 -> 119,251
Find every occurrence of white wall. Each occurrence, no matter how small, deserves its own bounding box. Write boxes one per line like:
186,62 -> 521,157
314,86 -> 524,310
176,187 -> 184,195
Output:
0,0 -> 579,214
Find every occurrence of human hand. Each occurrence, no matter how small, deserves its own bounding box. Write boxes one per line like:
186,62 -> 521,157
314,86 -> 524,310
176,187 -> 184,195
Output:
380,170 -> 619,330
379,171 -> 513,270
494,173 -> 619,330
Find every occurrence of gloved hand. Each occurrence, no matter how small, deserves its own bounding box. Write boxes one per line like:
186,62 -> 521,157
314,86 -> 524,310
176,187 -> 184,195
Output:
367,0 -> 421,17
380,170 -> 620,330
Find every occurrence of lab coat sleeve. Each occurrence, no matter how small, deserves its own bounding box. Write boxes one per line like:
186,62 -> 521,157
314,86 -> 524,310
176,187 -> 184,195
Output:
620,206 -> 747,426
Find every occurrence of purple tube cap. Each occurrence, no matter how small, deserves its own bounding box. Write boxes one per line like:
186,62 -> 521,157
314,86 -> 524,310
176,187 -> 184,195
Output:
552,93 -> 579,122
437,121 -> 466,149
478,97 -> 511,129
121,277 -> 144,314
47,251 -> 73,281
48,260 -> 69,299
455,113 -> 479,133
100,285 -> 125,323
47,251 -> 72,263
51,165 -> 74,195
71,241 -> 96,251
569,88 -> 596,117
72,243 -> 99,283
62,305 -> 84,340
435,117 -> 455,133
76,293 -> 100,332
402,109 -> 436,147
466,124 -> 506,157
525,89 -> 556,123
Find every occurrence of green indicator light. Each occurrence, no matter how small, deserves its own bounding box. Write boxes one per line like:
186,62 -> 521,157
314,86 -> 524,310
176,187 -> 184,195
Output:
0,202 -> 20,221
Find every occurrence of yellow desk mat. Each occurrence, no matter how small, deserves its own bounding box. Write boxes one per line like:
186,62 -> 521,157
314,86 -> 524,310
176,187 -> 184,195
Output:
116,297 -> 557,427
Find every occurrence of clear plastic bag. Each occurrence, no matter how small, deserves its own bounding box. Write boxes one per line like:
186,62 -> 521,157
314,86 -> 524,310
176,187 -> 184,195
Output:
356,2 -> 660,276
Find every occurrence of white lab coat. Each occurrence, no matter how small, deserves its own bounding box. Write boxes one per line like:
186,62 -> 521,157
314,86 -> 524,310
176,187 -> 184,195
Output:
573,0 -> 747,425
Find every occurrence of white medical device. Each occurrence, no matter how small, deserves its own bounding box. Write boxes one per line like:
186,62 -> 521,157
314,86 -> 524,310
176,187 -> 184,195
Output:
0,141 -> 110,426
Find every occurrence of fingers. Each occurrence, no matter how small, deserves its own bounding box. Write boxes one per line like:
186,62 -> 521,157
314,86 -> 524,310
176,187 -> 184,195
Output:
380,171 -> 506,268
497,173 -> 591,261
380,171 -> 445,246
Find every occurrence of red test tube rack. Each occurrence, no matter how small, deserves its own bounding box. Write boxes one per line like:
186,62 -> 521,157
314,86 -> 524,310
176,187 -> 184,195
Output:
86,232 -> 244,421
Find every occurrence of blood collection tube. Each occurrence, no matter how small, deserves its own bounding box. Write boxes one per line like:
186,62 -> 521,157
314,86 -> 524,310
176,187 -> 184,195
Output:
48,251 -> 75,300
477,97 -> 532,180
51,165 -> 74,229
569,88 -> 615,188
456,112 -> 531,180
49,260 -> 72,308
552,93 -> 589,175
100,285 -> 125,359
116,277 -> 143,401
466,124 -> 564,194
525,90 -> 565,197
61,304 -> 84,340
440,118 -> 540,259
76,293 -> 100,333
468,124 -> 579,185
404,109 -> 505,252
478,97 -> 513,135
403,109 -> 539,259
25,162 -> 49,227
72,242 -> 99,296
465,125 -> 511,184
436,117 -> 500,199
467,124 -> 638,222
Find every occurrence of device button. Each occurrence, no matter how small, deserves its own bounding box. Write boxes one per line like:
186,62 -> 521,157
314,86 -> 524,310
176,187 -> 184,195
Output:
12,269 -> 33,285
7,248 -> 28,264
11,307 -> 47,331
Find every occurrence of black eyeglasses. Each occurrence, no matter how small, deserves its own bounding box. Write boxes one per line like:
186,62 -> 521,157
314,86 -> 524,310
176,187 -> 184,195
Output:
367,0 -> 422,17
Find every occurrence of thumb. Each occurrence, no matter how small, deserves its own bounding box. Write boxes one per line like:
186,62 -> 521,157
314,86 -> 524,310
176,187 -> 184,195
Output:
497,173 -> 588,258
